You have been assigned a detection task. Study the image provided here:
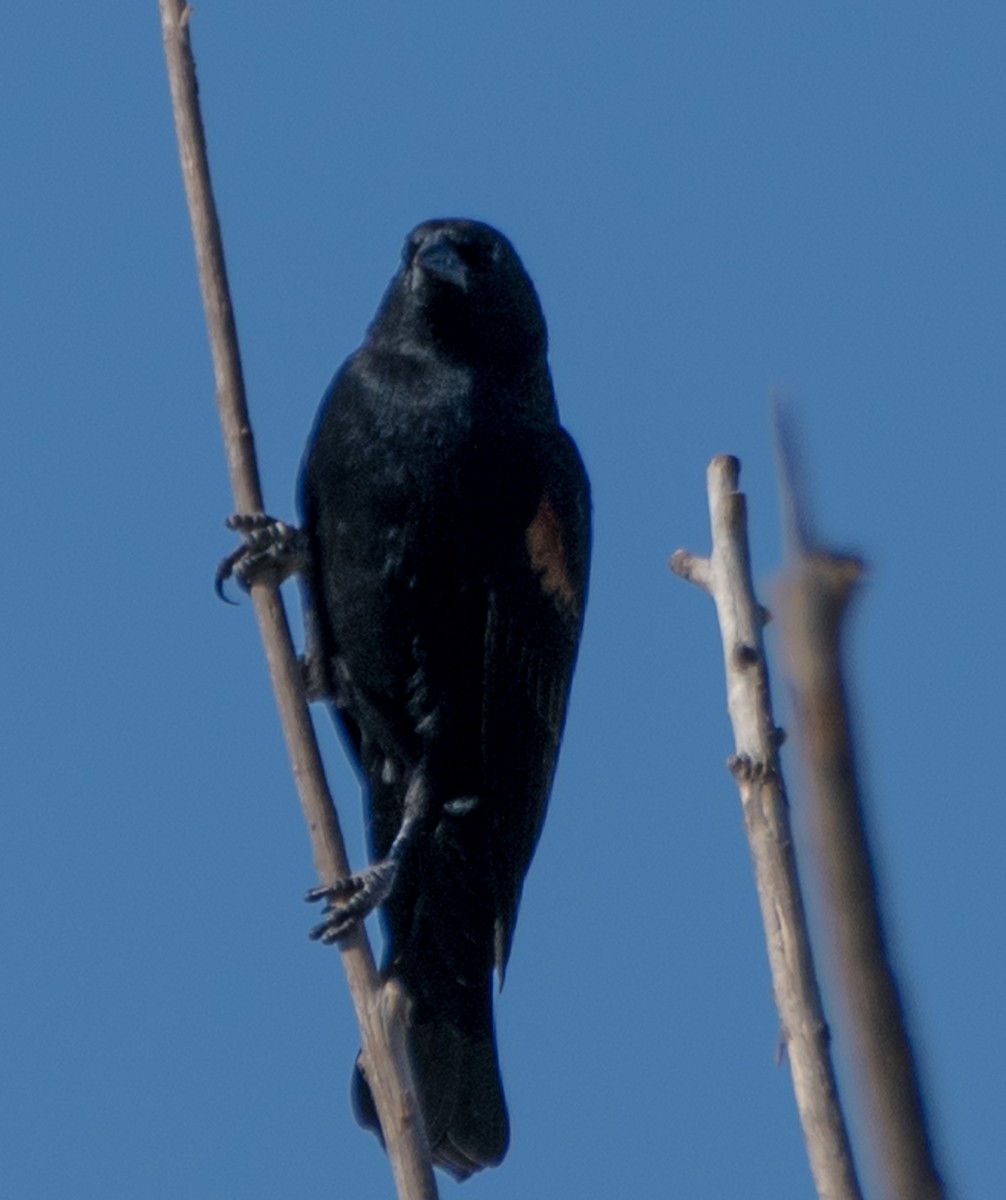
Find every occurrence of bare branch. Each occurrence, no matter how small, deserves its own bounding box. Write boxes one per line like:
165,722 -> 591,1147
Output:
671,455 -> 863,1200
158,4 -> 437,1196
776,430 -> 946,1200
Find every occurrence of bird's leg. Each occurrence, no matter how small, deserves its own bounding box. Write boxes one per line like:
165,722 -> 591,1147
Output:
214,513 -> 309,601
305,767 -> 431,943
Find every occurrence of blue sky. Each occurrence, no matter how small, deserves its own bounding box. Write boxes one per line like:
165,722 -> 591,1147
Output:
3,3 -> 1003,1196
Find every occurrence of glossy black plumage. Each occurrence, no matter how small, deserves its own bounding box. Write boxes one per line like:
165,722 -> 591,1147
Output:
297,219 -> 590,1178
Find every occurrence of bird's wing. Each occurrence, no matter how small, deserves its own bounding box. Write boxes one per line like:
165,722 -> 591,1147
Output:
482,427 -> 591,978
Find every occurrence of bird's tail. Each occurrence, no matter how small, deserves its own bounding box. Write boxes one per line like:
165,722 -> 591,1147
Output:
352,991 -> 509,1180
352,784 -> 510,1178
353,837 -> 508,1173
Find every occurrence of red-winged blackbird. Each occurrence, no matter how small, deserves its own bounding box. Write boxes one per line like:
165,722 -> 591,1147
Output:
228,219 -> 589,1179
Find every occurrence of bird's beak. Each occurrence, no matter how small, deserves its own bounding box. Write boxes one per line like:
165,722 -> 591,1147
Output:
416,233 -> 468,292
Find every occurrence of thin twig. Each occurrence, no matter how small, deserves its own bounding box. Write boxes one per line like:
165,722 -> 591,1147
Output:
775,421 -> 946,1200
158,5 -> 437,1196
671,455 -> 863,1200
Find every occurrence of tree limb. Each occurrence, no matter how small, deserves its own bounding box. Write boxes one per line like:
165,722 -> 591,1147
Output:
158,4 -> 438,1196
775,423 -> 946,1200
671,454 -> 863,1200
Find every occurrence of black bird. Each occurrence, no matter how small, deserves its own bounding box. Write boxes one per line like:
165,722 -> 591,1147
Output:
238,219 -> 590,1178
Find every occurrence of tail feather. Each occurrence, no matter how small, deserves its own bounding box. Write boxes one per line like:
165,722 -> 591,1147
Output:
353,1006 -> 509,1181
354,784 -> 509,1177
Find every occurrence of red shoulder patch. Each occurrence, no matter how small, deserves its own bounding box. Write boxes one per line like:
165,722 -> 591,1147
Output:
526,494 -> 578,611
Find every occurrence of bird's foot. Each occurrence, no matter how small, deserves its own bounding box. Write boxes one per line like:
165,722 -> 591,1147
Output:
215,513 -> 308,601
305,859 -> 400,943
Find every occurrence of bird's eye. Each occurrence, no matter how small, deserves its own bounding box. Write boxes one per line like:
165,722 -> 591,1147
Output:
465,239 -> 501,273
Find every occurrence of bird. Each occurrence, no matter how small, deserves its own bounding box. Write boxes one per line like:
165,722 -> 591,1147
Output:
262,218 -> 589,1178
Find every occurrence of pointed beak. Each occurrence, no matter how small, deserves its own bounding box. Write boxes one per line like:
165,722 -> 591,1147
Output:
416,232 -> 468,292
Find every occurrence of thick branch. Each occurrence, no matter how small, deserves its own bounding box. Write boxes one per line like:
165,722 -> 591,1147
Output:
778,544 -> 946,1200
671,455 -> 863,1200
158,5 -> 437,1196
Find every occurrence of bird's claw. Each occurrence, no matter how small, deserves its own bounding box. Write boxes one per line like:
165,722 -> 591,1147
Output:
215,513 -> 308,601
305,860 -> 399,943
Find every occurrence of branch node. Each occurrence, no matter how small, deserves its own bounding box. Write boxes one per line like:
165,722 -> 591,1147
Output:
668,548 -> 711,592
727,753 -> 773,782
732,642 -> 760,669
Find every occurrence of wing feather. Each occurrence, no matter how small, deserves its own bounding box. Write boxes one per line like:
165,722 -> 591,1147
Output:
482,429 -> 590,976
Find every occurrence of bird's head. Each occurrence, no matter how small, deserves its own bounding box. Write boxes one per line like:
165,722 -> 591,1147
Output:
377,219 -> 548,370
